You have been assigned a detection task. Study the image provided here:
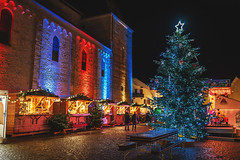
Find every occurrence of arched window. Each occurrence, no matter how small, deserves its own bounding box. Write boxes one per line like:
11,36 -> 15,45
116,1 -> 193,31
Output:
82,50 -> 87,71
0,9 -> 12,45
52,36 -> 59,62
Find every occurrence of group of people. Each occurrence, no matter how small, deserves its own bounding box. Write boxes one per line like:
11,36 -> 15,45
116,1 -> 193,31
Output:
124,111 -> 139,131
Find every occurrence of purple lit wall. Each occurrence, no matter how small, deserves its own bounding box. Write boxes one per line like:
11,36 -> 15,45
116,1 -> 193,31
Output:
38,18 -> 72,97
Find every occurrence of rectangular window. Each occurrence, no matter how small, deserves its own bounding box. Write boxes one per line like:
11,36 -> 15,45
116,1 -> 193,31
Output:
135,89 -> 138,93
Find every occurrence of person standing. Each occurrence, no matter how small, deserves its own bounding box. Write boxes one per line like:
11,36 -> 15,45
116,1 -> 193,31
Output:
132,112 -> 139,132
124,111 -> 130,131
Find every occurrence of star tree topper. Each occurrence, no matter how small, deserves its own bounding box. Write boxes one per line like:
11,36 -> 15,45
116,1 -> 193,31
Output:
175,21 -> 184,33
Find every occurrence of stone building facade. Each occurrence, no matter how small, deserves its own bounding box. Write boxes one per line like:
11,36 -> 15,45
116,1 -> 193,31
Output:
79,13 -> 133,103
0,0 -> 133,103
132,78 -> 160,106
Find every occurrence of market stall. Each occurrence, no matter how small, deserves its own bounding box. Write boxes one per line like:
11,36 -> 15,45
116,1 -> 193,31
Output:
13,89 -> 59,135
97,99 -> 115,126
129,103 -> 140,115
66,94 -> 92,129
115,101 -> 130,125
131,103 -> 151,123
208,87 -> 231,126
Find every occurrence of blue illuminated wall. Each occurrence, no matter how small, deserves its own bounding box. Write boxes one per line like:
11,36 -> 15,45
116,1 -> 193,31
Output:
126,35 -> 133,100
100,51 -> 112,99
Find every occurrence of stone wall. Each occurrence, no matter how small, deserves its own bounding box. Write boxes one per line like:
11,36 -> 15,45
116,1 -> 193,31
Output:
79,14 -> 112,48
112,15 -> 133,103
0,2 -> 35,92
71,37 -> 95,98
20,0 -> 112,99
0,0 -> 129,102
32,18 -> 72,97
80,13 -> 133,102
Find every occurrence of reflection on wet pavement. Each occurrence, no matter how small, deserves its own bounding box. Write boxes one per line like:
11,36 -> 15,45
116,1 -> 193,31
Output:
0,125 -> 240,160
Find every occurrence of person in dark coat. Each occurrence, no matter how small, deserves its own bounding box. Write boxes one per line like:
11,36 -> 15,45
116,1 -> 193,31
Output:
132,112 -> 139,131
124,111 -> 130,131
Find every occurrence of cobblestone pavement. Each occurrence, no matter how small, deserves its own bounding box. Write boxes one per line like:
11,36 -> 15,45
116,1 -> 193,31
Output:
0,125 -> 240,160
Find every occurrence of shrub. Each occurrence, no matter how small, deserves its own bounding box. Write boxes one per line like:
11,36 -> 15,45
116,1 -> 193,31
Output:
48,114 -> 69,132
89,104 -> 104,128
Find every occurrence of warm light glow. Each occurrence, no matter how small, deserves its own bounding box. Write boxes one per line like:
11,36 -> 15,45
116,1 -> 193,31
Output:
122,84 -> 125,102
18,96 -> 58,115
140,107 -> 149,115
209,87 -> 231,95
130,106 -> 138,114
103,105 -> 113,114
209,94 -> 215,111
117,106 -> 126,115
67,100 -> 91,114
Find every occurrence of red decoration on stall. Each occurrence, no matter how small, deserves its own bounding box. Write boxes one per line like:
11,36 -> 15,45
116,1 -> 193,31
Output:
209,91 -> 214,96
224,92 -> 228,97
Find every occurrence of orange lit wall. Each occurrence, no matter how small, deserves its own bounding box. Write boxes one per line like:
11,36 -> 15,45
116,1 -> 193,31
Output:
71,37 -> 96,98
0,2 -> 35,92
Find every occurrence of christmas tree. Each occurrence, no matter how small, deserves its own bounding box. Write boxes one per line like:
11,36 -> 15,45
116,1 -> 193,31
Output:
89,103 -> 104,129
151,21 -> 209,140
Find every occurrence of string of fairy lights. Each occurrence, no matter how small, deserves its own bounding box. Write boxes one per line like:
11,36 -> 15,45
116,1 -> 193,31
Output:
8,89 -> 152,108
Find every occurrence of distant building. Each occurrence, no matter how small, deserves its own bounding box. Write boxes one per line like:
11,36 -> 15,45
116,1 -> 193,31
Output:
132,78 -> 160,106
228,77 -> 240,101
207,78 -> 240,129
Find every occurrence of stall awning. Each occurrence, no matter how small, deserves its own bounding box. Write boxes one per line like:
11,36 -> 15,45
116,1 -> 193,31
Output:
131,103 -> 141,107
97,99 -> 115,104
19,89 -> 59,98
67,93 -> 92,101
117,101 -> 130,105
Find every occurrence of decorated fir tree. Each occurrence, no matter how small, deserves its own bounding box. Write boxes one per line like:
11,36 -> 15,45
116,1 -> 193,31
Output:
89,104 -> 104,129
151,21 -> 209,140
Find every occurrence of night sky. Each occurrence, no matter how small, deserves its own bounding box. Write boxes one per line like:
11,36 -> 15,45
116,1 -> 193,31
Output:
68,0 -> 240,84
